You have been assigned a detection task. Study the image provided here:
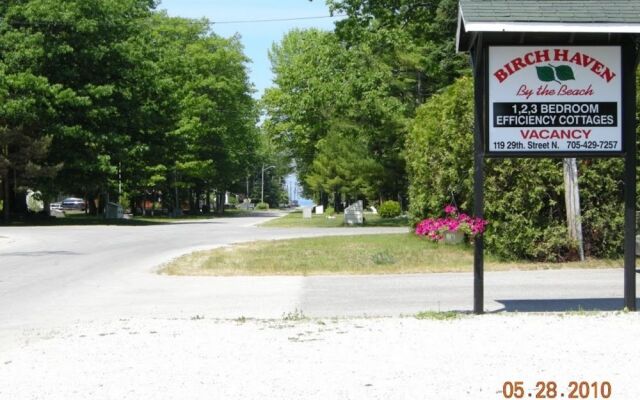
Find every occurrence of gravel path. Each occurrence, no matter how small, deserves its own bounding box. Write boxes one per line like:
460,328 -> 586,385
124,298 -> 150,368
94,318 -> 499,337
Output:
1,313 -> 639,399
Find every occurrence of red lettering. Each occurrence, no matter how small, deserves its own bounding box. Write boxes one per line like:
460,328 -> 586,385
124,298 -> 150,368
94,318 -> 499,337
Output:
569,52 -> 583,66
554,49 -> 569,61
581,53 -> 595,68
601,68 -> 616,82
524,52 -> 536,65
591,60 -> 604,74
504,62 -> 515,75
535,50 -> 550,63
512,57 -> 527,71
494,69 -> 509,83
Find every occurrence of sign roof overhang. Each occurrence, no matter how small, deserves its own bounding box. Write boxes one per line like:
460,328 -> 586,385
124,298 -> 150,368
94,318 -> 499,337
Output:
457,1 -> 640,52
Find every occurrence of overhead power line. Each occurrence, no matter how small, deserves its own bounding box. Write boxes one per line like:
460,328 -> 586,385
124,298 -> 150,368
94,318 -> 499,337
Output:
0,13 -> 346,28
210,14 -> 345,25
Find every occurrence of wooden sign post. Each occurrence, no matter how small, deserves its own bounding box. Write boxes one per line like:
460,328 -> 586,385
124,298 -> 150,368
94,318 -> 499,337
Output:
457,0 -> 639,313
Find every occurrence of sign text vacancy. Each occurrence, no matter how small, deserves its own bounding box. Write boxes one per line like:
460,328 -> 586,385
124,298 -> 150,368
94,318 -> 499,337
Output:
488,46 -> 622,154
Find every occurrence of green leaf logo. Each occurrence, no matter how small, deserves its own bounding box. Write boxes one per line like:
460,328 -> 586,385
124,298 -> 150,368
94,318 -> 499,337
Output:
555,65 -> 575,81
536,66 -> 556,82
536,64 -> 576,84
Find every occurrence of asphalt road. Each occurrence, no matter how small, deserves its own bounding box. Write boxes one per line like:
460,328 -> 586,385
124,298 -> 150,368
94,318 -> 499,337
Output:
0,213 -> 635,336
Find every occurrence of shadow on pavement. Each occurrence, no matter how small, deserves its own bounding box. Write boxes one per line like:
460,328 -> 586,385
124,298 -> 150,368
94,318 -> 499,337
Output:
0,250 -> 82,257
0,211 -> 285,227
494,298 -> 640,312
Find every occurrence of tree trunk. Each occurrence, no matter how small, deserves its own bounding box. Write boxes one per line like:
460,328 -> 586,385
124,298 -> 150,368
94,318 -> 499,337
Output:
216,191 -> 224,214
321,191 -> 329,209
88,193 -> 98,216
195,190 -> 201,213
11,191 -> 27,214
43,199 -> 51,217
188,189 -> 195,213
334,192 -> 343,212
2,172 -> 9,223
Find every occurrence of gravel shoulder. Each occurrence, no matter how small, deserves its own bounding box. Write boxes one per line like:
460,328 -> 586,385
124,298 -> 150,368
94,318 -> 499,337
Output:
1,313 -> 639,400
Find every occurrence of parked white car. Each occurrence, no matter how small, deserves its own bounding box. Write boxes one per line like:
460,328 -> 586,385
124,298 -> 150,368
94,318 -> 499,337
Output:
61,197 -> 86,211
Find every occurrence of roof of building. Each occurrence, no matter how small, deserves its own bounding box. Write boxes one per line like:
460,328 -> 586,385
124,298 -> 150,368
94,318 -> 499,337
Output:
457,0 -> 640,51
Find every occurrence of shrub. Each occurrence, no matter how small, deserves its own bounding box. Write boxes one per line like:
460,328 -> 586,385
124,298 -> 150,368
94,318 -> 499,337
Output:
255,202 -> 269,210
326,206 -> 336,216
379,200 -> 402,218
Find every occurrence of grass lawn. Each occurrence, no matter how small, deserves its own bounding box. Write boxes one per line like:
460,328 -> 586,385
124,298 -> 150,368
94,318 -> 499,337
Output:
260,210 -> 408,228
161,233 -> 621,276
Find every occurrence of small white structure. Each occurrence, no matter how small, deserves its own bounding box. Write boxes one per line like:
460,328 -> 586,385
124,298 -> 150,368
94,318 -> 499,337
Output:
302,207 -> 313,219
344,200 -> 364,225
26,190 -> 44,213
51,209 -> 65,218
315,205 -> 324,215
105,202 -> 124,219
240,199 -> 253,210
369,206 -> 378,214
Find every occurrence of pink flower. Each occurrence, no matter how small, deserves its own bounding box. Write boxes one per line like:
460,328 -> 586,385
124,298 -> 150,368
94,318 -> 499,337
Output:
415,205 -> 488,242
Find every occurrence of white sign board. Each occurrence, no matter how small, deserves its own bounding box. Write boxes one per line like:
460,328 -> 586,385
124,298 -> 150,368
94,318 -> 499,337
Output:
315,205 -> 324,215
302,207 -> 312,219
488,46 -> 622,155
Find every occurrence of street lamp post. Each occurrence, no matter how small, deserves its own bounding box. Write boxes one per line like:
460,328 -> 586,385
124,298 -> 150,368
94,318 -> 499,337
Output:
261,164 -> 275,204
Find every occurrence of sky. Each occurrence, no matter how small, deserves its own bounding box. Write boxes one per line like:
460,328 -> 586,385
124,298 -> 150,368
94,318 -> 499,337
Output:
157,0 -> 342,99
157,1 -> 340,204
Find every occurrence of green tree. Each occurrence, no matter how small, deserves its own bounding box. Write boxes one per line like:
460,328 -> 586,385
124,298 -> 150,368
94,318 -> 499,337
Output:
306,130 -> 383,210
263,29 -> 406,206
326,0 -> 468,102
0,0 -> 156,216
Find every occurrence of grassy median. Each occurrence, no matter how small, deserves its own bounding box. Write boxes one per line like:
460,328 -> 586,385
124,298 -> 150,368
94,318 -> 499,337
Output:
260,211 -> 409,228
161,233 -> 620,276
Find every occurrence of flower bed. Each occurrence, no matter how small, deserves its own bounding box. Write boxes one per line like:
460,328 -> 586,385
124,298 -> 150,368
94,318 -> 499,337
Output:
415,205 -> 488,242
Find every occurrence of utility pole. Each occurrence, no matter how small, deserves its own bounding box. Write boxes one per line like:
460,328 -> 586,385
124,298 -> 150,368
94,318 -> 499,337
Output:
261,164 -> 275,204
173,168 -> 181,217
563,158 -> 585,261
118,162 -> 122,201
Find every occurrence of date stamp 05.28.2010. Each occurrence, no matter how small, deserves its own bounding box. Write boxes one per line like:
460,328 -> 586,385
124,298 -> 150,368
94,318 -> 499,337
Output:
500,381 -> 612,399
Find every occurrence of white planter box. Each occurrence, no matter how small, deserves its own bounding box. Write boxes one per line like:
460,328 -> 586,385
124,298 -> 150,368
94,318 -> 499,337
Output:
443,230 -> 465,245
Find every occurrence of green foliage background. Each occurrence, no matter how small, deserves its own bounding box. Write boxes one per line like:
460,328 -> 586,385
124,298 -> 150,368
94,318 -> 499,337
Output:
407,76 -> 634,261
0,0 -> 281,219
